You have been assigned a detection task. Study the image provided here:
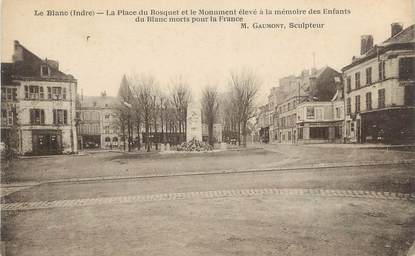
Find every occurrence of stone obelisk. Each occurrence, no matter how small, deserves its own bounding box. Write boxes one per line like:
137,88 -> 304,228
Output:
186,100 -> 202,142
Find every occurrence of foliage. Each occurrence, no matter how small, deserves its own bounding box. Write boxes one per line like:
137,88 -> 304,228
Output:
176,138 -> 213,152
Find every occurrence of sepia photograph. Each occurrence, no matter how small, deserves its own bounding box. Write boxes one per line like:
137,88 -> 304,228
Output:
1,0 -> 414,255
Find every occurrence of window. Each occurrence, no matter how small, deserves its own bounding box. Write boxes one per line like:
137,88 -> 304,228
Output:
399,57 -> 415,80
310,127 -> 329,139
365,67 -> 372,85
30,109 -> 45,124
105,137 -> 111,142
288,131 -> 291,141
105,114 -> 110,119
335,126 -> 342,139
366,92 -> 372,110
404,86 -> 415,106
355,72 -> 361,89
104,126 -> 110,134
53,109 -> 68,125
336,107 -> 341,119
1,109 -> 14,126
62,88 -> 67,100
346,76 -> 351,92
378,61 -> 386,81
378,89 -> 385,108
355,95 -> 360,113
41,65 -> 50,77
39,87 -> 44,99
346,98 -> 351,115
306,107 -> 315,119
1,88 -> 17,101
315,108 -> 323,120
51,87 -> 62,100
25,86 -> 29,99
25,85 -> 42,100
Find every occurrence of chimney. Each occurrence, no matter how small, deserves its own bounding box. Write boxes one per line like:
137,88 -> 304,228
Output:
45,59 -> 59,70
12,40 -> 23,62
360,35 -> 373,55
391,22 -> 403,37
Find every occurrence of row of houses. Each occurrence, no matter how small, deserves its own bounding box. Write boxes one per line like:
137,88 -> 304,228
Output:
256,23 -> 415,145
0,41 -> 222,154
1,23 -> 414,155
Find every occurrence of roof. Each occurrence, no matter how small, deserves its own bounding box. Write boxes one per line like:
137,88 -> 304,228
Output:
7,40 -> 76,82
382,24 -> 415,45
1,63 -> 15,86
80,95 -> 118,109
342,24 -> 415,71
275,66 -> 340,104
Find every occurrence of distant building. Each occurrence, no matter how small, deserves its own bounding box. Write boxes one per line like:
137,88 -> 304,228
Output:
342,23 -> 415,144
1,41 -> 77,155
77,94 -> 121,149
268,66 -> 343,144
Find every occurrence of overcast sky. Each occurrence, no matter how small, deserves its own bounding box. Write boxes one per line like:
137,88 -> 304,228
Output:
2,0 -> 413,102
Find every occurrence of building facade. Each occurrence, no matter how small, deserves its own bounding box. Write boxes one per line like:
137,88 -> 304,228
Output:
1,41 -> 77,155
270,66 -> 343,144
342,23 -> 415,144
78,94 -> 121,149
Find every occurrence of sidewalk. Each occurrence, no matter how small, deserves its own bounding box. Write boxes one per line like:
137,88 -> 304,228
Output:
302,143 -> 415,149
261,142 -> 415,150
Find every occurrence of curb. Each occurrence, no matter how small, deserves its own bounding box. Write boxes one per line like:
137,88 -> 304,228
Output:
1,188 -> 414,211
23,159 -> 415,186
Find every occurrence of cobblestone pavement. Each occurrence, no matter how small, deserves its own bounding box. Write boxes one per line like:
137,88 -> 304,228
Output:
2,188 -> 414,211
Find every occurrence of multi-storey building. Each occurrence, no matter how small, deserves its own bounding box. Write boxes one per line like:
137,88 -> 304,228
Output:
257,103 -> 272,143
296,89 -> 344,144
1,41 -> 77,155
273,66 -> 343,144
342,23 -> 415,144
78,94 -> 121,149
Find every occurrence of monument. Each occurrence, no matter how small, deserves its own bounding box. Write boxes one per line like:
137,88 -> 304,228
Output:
186,100 -> 202,142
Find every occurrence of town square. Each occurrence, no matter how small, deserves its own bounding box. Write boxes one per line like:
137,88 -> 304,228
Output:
1,0 -> 414,255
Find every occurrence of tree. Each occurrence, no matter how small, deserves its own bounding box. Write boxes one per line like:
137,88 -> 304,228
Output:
169,77 -> 191,142
117,74 -> 134,151
228,69 -> 260,146
201,85 -> 219,146
131,74 -> 158,152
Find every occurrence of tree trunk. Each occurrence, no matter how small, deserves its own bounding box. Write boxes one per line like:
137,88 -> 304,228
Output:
127,118 -> 131,152
145,116 -> 150,152
237,121 -> 241,146
122,121 -> 126,151
242,121 -> 247,147
208,119 -> 214,146
136,118 -> 141,150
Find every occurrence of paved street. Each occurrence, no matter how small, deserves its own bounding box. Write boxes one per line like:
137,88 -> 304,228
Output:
1,144 -> 415,256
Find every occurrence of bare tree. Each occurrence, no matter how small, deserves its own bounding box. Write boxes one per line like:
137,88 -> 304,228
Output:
169,77 -> 191,142
131,74 -> 158,152
228,69 -> 260,146
202,85 -> 219,146
220,91 -> 238,143
117,75 -> 134,151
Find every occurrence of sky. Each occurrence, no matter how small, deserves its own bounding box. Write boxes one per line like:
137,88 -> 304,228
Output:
1,0 -> 414,102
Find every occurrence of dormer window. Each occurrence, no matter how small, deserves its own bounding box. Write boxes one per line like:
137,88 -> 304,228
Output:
41,64 -> 50,77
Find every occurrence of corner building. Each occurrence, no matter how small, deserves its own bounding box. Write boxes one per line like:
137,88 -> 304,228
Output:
342,23 -> 415,144
1,41 -> 77,155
